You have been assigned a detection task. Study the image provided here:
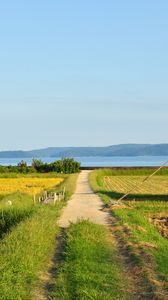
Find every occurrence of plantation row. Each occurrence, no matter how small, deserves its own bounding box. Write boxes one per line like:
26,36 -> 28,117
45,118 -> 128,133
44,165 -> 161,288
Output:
103,175 -> 168,195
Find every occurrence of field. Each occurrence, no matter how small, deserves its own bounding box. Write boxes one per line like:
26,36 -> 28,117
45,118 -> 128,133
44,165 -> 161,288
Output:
0,177 -> 63,196
0,172 -> 78,299
89,169 -> 168,299
1,168 -> 168,299
103,175 -> 168,195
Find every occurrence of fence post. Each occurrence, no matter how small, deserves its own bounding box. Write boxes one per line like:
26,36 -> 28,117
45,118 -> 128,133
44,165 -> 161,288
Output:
63,186 -> 66,199
54,193 -> 58,205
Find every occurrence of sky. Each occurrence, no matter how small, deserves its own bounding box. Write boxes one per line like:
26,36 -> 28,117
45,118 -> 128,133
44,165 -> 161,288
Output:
0,0 -> 168,150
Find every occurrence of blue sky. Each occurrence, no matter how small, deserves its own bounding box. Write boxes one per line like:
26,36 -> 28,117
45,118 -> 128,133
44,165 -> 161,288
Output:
0,0 -> 168,150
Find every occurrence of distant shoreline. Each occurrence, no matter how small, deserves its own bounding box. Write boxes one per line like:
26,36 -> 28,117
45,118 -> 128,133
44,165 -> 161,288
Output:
0,155 -> 168,167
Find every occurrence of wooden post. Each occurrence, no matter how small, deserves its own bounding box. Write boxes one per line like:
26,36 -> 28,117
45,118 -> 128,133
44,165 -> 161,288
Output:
54,193 -> 58,205
58,193 -> 61,201
63,186 -> 66,199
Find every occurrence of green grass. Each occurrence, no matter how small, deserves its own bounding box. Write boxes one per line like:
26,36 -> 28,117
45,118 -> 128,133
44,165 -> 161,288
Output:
89,169 -> 168,293
0,205 -> 62,300
90,168 -> 168,176
0,207 -> 34,238
51,220 -> 130,300
50,172 -> 79,200
0,192 -> 36,209
0,172 -> 79,300
0,172 -> 68,178
114,201 -> 168,282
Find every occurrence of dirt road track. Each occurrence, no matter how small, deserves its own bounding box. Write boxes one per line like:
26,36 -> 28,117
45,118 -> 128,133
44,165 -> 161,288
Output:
58,170 -> 109,228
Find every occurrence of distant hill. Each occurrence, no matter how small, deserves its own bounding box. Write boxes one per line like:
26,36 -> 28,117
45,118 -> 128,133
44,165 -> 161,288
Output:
0,144 -> 168,158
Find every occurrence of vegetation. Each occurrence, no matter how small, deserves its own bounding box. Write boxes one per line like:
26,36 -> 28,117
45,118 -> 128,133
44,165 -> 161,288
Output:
0,158 -> 81,174
89,169 -> 168,297
0,192 -> 39,209
114,201 -> 168,281
0,172 -> 78,300
103,175 -> 168,195
32,158 -> 81,173
52,220 -> 129,300
0,177 -> 63,196
0,207 -> 34,238
89,168 -> 168,203
0,205 -> 62,300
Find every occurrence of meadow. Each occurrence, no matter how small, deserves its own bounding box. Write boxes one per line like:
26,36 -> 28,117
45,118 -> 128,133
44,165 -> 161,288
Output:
51,220 -> 130,300
0,171 -> 78,299
89,169 -> 168,299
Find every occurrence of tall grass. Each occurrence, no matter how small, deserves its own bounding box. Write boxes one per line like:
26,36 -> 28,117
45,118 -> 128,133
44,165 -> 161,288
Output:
0,207 -> 34,238
51,220 -> 130,300
114,201 -> 168,282
0,173 -> 79,299
0,192 -> 35,209
0,205 -> 63,300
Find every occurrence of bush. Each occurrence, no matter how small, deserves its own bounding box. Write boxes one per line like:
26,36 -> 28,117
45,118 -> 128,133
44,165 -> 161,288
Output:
52,158 -> 80,173
31,158 -> 80,173
17,161 -> 29,173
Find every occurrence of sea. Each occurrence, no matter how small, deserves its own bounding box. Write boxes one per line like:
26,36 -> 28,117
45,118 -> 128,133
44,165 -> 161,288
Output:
0,156 -> 168,167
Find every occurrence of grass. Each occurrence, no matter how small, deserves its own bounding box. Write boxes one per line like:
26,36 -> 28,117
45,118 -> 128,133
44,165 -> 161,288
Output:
0,192 -> 36,209
89,169 -> 168,295
51,220 -> 130,300
0,172 -> 79,300
0,207 -> 34,238
0,205 -> 62,300
89,168 -> 168,176
114,201 -> 168,281
0,172 -> 67,178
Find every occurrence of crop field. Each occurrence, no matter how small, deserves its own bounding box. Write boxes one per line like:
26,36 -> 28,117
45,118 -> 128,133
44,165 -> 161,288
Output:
103,175 -> 168,195
0,177 -> 63,196
89,169 -> 168,299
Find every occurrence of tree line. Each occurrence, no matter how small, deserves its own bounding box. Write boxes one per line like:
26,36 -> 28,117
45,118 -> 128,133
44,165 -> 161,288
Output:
0,158 -> 81,174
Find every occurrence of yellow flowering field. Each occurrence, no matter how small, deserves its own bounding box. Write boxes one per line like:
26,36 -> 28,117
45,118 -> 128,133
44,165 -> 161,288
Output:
0,178 -> 64,195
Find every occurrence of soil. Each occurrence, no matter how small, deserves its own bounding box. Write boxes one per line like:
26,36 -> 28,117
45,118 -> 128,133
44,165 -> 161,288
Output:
58,170 -> 109,227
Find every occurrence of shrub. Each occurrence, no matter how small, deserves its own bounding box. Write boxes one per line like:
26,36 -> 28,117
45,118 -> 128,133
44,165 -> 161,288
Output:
17,160 -> 29,173
52,158 -> 81,173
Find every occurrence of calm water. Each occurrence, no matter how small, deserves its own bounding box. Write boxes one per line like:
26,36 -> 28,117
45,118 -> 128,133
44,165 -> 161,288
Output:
0,156 -> 168,167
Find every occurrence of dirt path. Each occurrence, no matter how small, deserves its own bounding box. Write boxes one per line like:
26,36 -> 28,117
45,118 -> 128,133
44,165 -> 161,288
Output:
58,170 -> 109,228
